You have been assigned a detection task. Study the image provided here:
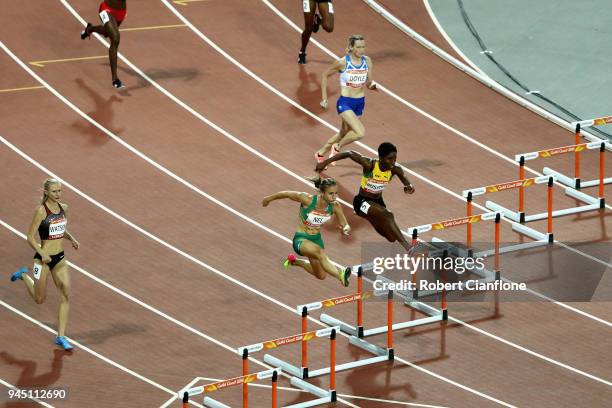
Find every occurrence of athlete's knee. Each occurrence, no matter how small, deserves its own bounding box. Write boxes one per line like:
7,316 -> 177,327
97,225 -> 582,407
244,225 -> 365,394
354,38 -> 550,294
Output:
354,127 -> 365,140
35,295 -> 46,304
322,21 -> 334,32
108,31 -> 120,45
311,248 -> 324,261
60,286 -> 70,302
315,271 -> 326,280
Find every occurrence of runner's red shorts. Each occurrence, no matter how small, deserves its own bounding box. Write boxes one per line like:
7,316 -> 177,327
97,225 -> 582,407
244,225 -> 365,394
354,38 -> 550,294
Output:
99,1 -> 127,25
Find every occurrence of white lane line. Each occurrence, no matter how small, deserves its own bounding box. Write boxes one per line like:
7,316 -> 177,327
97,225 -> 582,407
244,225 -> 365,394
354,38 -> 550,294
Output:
0,299 -> 177,397
365,0 -> 609,148
160,377 -> 200,408
0,218 -> 355,408
341,395 -> 451,408
0,138 -> 511,406
5,0 -> 605,386
161,0 -> 612,324
422,0 -> 487,76
262,0 -> 612,210
5,0 -> 610,383
64,1 -> 612,290
193,377 -> 453,408
0,378 -> 55,407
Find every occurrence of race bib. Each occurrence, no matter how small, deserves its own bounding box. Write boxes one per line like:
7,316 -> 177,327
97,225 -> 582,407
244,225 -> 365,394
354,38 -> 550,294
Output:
347,70 -> 368,87
329,2 -> 334,14
364,179 -> 387,193
360,201 -> 371,215
48,218 -> 67,240
305,211 -> 331,227
33,262 -> 43,280
99,10 -> 110,24
303,0 -> 310,13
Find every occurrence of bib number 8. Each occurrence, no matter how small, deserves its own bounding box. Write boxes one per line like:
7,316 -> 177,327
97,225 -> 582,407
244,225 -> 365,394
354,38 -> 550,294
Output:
33,262 -> 43,280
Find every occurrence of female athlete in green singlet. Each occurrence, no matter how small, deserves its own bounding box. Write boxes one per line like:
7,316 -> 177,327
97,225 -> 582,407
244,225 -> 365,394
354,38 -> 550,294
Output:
262,177 -> 351,286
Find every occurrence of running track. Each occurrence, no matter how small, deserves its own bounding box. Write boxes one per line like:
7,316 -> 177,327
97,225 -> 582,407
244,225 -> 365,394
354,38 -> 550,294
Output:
1,1 -> 610,407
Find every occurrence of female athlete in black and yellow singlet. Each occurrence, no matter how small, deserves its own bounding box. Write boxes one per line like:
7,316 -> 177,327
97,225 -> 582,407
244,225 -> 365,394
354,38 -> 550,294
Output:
315,142 -> 415,253
262,178 -> 351,286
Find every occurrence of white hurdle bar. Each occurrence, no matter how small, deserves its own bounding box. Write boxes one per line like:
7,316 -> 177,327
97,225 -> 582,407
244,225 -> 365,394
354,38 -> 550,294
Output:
266,294 -> 393,380
405,212 -> 502,301
464,176 -> 555,242
240,327 -> 339,406
572,115 -> 612,154
179,368 -> 281,408
318,265 -> 445,339
516,140 -> 608,204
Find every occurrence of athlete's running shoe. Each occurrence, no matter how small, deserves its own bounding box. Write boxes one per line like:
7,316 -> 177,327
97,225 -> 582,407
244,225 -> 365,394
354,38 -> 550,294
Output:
112,79 -> 125,89
10,267 -> 28,282
312,14 -> 321,33
80,23 -> 92,40
298,52 -> 307,65
283,253 -> 297,269
55,336 -> 74,351
339,267 -> 351,287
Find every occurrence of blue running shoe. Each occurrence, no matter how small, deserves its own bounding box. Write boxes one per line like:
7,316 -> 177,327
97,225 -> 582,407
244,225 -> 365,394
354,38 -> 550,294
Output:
10,267 -> 28,282
55,336 -> 74,351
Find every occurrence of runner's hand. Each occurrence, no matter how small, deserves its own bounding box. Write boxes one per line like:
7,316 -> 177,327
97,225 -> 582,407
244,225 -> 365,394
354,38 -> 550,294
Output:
367,81 -> 377,90
315,162 -> 327,172
320,99 -> 328,109
404,184 -> 415,194
340,224 -> 351,235
71,239 -> 80,250
41,254 -> 52,264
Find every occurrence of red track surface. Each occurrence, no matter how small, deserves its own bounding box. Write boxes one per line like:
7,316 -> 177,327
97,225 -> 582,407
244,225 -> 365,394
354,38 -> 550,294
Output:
1,1 -> 610,407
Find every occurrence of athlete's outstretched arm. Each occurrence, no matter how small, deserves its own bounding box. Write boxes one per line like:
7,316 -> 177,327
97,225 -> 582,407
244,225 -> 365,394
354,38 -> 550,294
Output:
332,203 -> 351,235
392,165 -> 415,194
262,191 -> 311,207
315,151 -> 372,172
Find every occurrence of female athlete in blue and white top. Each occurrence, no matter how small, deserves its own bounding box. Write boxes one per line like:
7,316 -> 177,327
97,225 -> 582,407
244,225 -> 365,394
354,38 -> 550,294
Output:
316,35 -> 376,165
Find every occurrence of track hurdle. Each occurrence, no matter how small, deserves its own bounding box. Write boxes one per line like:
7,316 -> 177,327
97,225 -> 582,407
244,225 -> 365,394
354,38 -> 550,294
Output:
462,176 -> 555,242
179,368 -> 280,408
515,141 -> 609,208
317,267 -> 445,340
263,293 -> 393,379
406,212 -> 502,301
239,327 -> 339,407
539,143 -> 609,207
309,269 -> 371,339
573,114 -> 612,161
